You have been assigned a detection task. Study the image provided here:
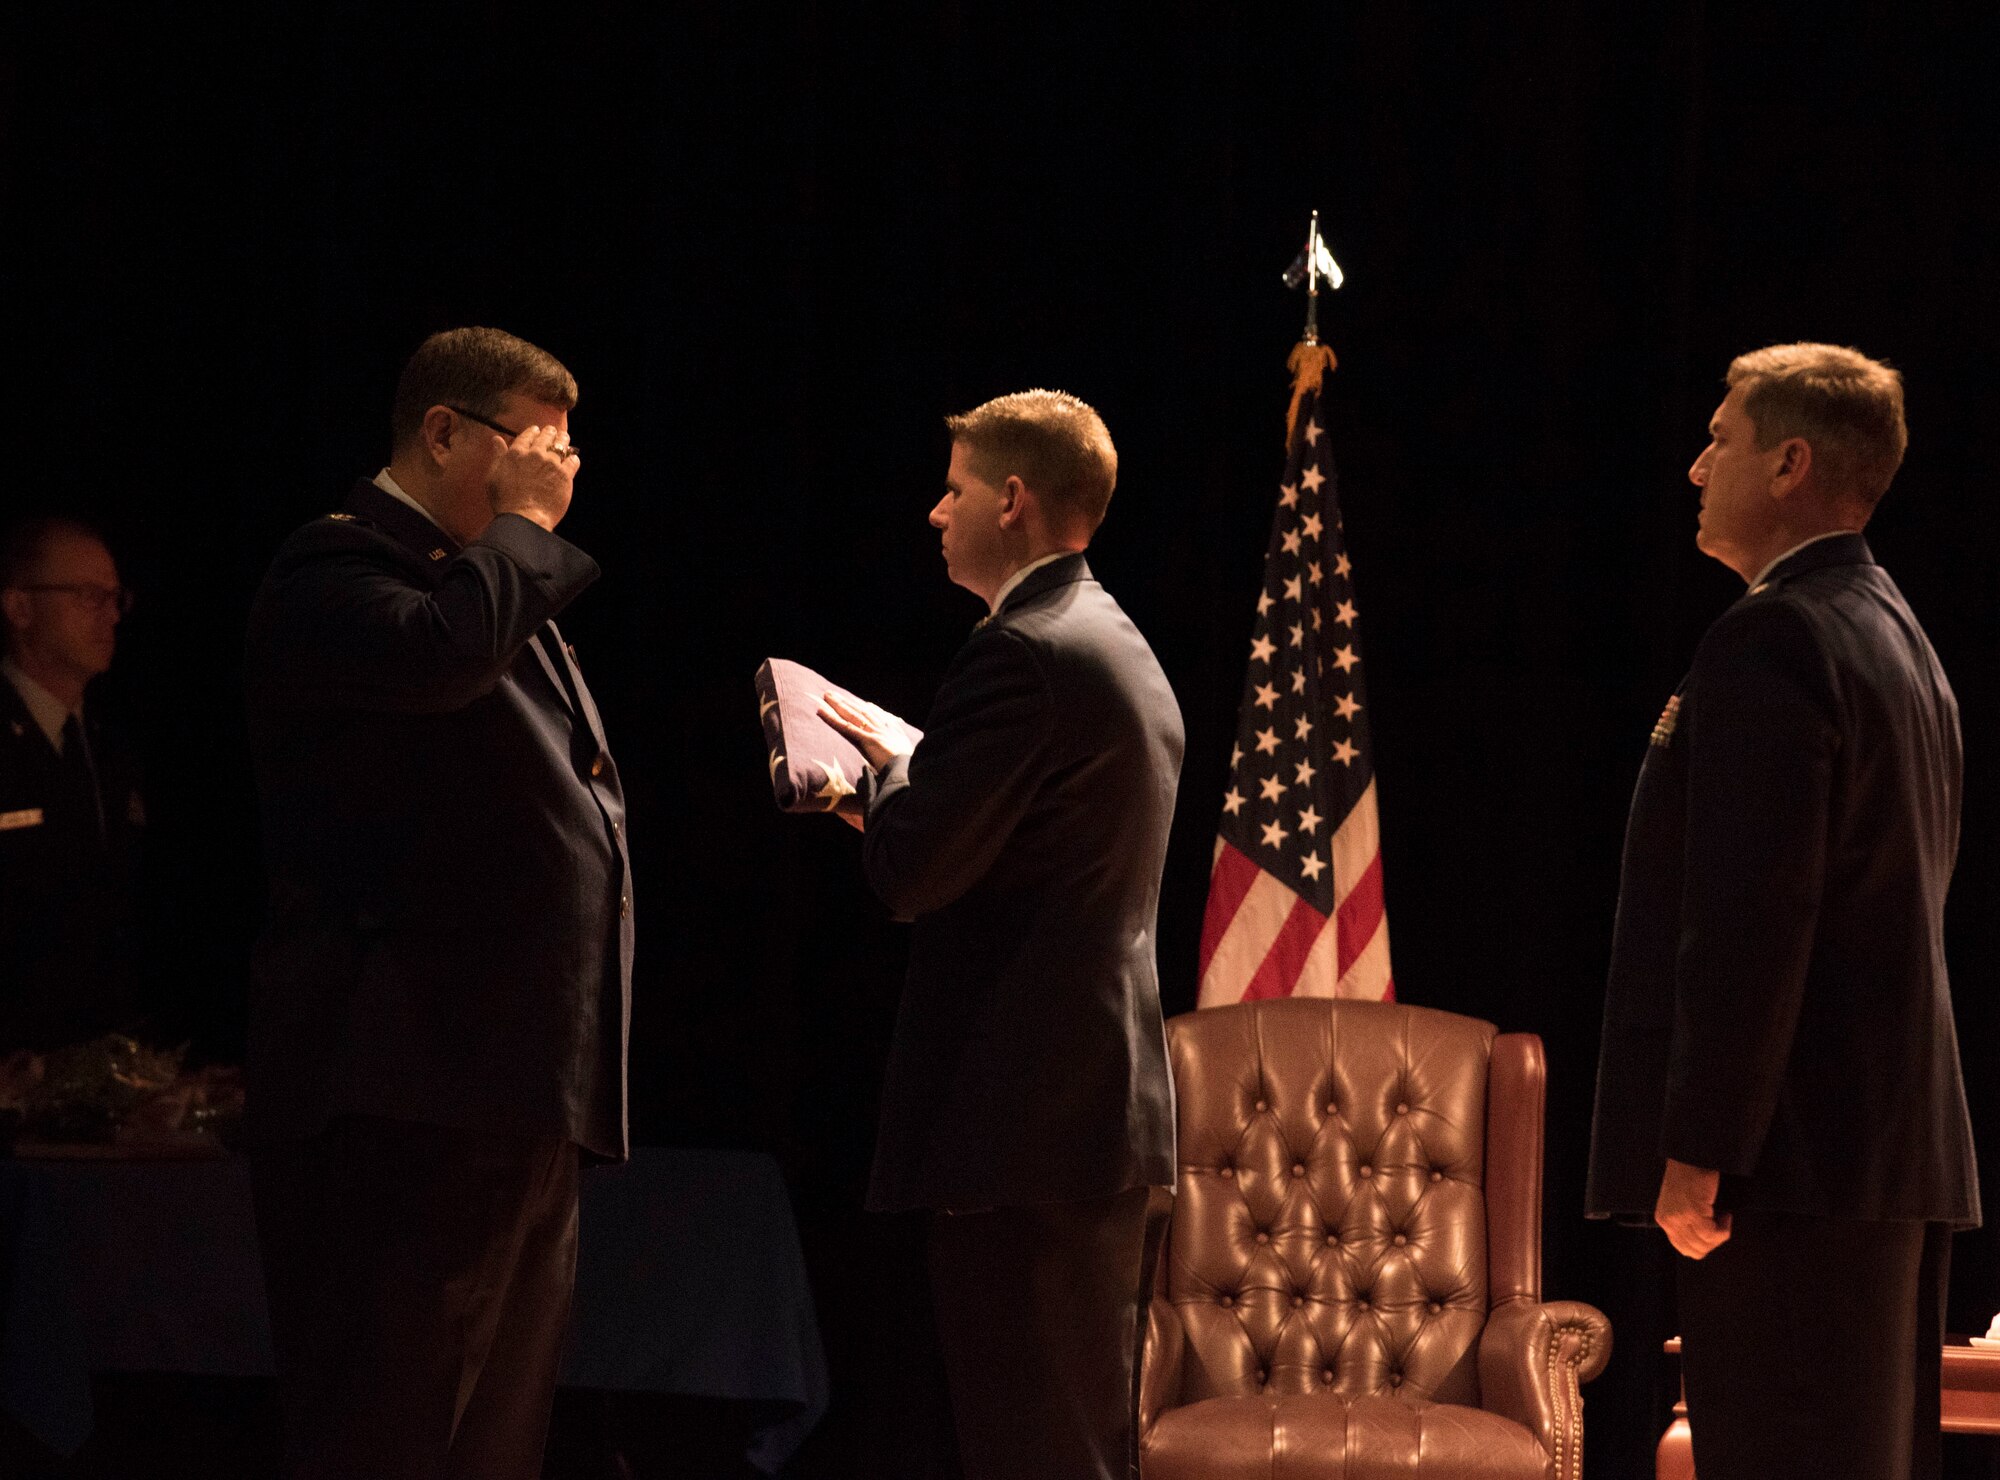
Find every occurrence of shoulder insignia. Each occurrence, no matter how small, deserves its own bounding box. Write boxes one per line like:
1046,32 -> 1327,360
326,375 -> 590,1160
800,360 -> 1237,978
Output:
429,548 -> 447,561
1649,694 -> 1681,748
327,512 -> 356,522
1748,580 -> 1771,595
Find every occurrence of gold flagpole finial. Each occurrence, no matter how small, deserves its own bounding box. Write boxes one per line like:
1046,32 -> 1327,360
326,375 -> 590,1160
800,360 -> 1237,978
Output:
1282,210 -> 1344,444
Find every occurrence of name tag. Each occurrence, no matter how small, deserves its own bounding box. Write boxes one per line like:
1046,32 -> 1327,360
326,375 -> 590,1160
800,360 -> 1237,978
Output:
0,808 -> 45,831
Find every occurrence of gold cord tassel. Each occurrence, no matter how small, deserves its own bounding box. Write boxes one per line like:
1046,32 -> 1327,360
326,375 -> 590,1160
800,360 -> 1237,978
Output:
1285,342 -> 1338,447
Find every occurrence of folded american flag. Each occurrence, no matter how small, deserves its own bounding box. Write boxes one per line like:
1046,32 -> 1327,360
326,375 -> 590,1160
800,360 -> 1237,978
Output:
756,658 -> 923,814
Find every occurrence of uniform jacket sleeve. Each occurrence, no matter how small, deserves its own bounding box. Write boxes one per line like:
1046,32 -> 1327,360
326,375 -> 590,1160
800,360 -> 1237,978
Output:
1661,597 -> 1838,1174
859,627 -> 1054,920
251,512 -> 599,714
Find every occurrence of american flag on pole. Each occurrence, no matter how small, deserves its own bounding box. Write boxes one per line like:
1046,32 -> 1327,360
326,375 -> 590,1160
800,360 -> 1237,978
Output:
1196,348 -> 1393,1004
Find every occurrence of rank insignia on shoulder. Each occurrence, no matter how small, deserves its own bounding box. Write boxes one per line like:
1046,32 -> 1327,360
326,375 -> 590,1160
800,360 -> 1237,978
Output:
1649,694 -> 1682,748
429,548 -> 447,561
327,512 -> 355,521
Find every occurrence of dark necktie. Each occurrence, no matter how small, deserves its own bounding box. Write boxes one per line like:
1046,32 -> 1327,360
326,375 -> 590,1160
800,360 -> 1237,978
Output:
60,712 -> 106,841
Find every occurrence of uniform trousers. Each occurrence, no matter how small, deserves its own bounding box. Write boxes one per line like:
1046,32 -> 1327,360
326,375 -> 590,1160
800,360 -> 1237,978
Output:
928,1185 -> 1169,1480
1677,1208 -> 1952,1480
250,1115 -> 581,1480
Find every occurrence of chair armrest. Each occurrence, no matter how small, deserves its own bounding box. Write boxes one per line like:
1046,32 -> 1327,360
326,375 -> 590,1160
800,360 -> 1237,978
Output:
1138,1294 -> 1186,1437
1478,1297 -> 1613,1480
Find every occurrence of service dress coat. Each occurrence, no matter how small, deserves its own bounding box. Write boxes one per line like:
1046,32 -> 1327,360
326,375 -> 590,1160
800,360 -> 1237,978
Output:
1587,533 -> 1979,1228
859,554 -> 1185,1212
244,481 -> 632,1159
0,678 -> 144,1050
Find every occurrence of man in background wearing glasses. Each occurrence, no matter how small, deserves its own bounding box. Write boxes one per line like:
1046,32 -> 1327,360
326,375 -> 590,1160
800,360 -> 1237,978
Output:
245,326 -> 630,1480
0,516 -> 145,1053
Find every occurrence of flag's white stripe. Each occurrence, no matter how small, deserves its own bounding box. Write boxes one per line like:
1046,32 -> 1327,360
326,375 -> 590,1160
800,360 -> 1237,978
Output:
1336,913 -> 1393,998
1329,778 -> 1381,912
1197,868 -> 1298,1007
1290,906 -> 1341,998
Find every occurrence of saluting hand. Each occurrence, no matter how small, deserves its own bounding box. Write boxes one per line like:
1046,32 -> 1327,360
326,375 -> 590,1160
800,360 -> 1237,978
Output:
819,691 -> 918,772
487,423 -> 579,531
1655,1157 -> 1732,1259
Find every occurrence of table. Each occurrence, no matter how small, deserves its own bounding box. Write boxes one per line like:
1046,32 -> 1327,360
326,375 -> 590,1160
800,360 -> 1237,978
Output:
1655,1335 -> 2000,1478
0,1146 -> 827,1473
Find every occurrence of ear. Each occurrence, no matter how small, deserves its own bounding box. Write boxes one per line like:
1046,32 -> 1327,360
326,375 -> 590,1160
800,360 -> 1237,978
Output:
998,475 -> 1028,529
1770,436 -> 1814,499
0,588 -> 30,636
421,405 -> 460,466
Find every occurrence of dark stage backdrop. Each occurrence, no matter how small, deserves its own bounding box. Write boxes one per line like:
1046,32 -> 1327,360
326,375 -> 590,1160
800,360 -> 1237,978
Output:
7,5 -> 1997,1477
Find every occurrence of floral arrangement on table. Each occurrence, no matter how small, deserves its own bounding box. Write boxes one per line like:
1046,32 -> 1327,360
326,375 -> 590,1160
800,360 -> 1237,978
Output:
0,1035 -> 245,1154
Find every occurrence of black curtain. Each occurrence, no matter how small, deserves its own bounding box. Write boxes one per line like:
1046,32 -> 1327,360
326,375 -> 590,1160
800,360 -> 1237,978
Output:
7,5 -> 1996,1476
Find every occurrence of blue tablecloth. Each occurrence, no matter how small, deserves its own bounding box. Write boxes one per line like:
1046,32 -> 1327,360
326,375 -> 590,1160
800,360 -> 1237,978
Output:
0,1146 -> 827,1472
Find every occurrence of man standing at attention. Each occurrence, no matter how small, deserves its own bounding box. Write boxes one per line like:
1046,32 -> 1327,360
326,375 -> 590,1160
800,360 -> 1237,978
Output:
245,327 -> 631,1480
1587,343 -> 1979,1480
822,390 -> 1183,1480
0,517 -> 144,1051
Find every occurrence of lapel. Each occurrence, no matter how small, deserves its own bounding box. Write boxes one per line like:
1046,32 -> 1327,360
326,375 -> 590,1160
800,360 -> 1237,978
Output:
343,480 -> 460,571
993,552 -> 1092,624
1744,532 -> 1874,598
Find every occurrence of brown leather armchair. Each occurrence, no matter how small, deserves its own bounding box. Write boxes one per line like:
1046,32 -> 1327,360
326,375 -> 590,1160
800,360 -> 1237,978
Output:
1141,998 -> 1611,1479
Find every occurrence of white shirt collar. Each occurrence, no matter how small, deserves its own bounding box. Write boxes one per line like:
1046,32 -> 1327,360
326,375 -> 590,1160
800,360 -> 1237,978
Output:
989,551 -> 1077,615
2,657 -> 76,753
1746,530 -> 1856,592
372,468 -> 448,534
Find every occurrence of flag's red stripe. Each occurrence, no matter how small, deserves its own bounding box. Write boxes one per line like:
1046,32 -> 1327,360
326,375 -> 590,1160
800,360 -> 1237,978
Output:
1335,852 -> 1386,972
1198,839 -> 1263,978
1242,893 -> 1330,1001
1381,979 -> 1396,1002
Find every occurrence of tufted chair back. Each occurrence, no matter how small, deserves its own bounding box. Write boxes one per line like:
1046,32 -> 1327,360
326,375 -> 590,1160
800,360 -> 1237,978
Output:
1141,997 -> 1608,1480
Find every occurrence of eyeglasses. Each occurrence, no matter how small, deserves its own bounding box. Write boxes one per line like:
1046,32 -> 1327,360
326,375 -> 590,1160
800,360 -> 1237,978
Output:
444,405 -> 578,460
14,584 -> 136,616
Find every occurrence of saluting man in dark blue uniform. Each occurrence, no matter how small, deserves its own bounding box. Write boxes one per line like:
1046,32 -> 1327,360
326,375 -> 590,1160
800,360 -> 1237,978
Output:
245,327 -> 632,1480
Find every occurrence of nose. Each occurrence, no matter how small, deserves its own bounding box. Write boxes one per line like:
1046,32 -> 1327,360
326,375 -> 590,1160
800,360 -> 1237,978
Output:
928,496 -> 950,529
1689,443 -> 1716,487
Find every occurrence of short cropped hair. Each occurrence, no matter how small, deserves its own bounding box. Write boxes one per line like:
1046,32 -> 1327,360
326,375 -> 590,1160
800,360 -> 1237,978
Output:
0,515 -> 106,592
1726,343 -> 1907,508
390,327 -> 578,454
944,389 -> 1118,531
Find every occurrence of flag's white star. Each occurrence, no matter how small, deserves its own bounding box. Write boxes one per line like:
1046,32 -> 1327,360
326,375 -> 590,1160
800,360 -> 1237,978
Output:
817,758 -> 855,804
1231,743 -> 1245,767
1254,727 -> 1281,755
1279,482 -> 1299,509
1222,787 -> 1245,816
1332,738 -> 1360,766
1334,692 -> 1362,720
1301,466 -> 1326,492
1294,757 -> 1317,787
1288,623 -> 1304,648
1334,552 -> 1352,577
769,749 -> 785,778
1254,682 -> 1279,710
760,697 -> 778,719
1335,600 -> 1358,627
1259,774 -> 1286,803
1331,645 -> 1360,673
1305,422 -> 1322,445
1307,561 -> 1323,585
1290,669 -> 1307,694
1301,513 -> 1323,539
1261,818 -> 1291,850
1294,715 -> 1313,741
1281,528 -> 1302,556
1311,608 -> 1323,630
1284,576 -> 1303,602
1297,805 -> 1324,835
1299,851 -> 1327,882
1251,634 -> 1276,663
1257,590 -> 1274,616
